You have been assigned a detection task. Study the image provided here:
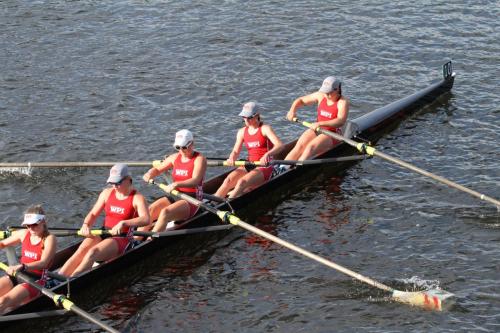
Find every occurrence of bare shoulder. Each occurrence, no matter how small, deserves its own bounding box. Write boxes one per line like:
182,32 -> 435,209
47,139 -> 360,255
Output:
339,96 -> 350,104
261,123 -> 274,134
45,233 -> 57,244
133,191 -> 147,203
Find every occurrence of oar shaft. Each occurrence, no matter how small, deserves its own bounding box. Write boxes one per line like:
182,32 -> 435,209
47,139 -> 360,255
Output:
295,118 -> 500,208
373,149 -> 500,207
0,262 -> 119,333
163,186 -> 393,293
0,161 -> 155,168
207,160 -> 262,167
207,156 -> 367,167
225,214 -> 394,293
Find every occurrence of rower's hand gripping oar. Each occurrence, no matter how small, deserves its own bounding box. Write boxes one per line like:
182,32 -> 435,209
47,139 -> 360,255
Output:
0,262 -> 119,333
293,118 -> 500,210
149,180 -> 453,311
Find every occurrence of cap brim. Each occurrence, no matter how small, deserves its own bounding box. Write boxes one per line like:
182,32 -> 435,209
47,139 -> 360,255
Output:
107,176 -> 122,183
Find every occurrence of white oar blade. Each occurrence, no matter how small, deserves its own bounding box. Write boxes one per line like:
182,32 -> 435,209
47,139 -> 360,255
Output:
392,289 -> 454,311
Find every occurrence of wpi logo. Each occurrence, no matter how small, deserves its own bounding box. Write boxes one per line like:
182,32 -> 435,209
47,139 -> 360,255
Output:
23,250 -> 38,260
175,169 -> 189,177
247,141 -> 260,148
320,110 -> 332,118
110,206 -> 125,214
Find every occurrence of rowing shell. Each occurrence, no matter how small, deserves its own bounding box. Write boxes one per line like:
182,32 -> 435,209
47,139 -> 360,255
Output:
0,62 -> 455,327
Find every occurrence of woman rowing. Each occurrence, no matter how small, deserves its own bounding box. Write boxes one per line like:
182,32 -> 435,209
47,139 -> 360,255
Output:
59,164 -> 149,277
284,76 -> 349,161
0,205 -> 56,314
140,129 -> 207,232
214,102 -> 283,198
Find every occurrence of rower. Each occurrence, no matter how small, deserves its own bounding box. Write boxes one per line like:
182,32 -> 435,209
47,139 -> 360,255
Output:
214,102 -> 283,198
284,76 -> 350,163
58,164 -> 150,277
140,129 -> 207,232
0,205 -> 57,314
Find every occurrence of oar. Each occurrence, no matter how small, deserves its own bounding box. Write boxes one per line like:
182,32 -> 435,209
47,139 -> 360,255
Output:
206,155 -> 368,167
0,161 -> 159,168
150,181 -> 453,311
293,118 -> 500,209
7,225 -> 233,238
0,262 -> 119,333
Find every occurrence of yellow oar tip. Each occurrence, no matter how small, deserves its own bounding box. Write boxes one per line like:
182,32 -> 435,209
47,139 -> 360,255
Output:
392,289 -> 454,311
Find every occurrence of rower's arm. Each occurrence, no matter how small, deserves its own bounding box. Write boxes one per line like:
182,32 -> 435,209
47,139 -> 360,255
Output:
287,92 -> 320,121
228,128 -> 245,162
82,189 -> 108,228
262,125 -> 284,158
123,194 -> 150,228
143,155 -> 174,182
0,229 -> 24,248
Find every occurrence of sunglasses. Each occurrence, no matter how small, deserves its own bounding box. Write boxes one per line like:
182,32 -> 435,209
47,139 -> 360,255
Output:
108,177 -> 126,186
243,115 -> 256,120
27,221 -> 42,228
174,142 -> 192,151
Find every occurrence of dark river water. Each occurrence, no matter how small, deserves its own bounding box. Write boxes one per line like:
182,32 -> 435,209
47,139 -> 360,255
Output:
1,1 -> 499,332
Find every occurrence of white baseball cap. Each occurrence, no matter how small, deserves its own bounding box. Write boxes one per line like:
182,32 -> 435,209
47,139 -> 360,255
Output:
173,129 -> 194,148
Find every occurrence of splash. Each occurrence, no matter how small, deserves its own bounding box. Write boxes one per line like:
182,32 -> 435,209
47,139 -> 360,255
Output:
0,166 -> 33,176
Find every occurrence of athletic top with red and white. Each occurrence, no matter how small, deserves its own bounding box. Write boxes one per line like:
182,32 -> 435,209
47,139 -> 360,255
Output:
173,152 -> 203,194
104,189 -> 137,232
317,98 -> 341,132
243,126 -> 273,162
21,232 -> 45,276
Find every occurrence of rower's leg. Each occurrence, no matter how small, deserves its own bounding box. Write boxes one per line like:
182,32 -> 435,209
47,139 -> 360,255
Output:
284,130 -> 316,160
229,170 -> 265,198
0,284 -> 30,315
70,238 -> 120,277
152,201 -> 191,232
138,197 -> 171,232
214,168 -> 246,198
0,276 -> 14,298
299,134 -> 334,160
58,237 -> 101,277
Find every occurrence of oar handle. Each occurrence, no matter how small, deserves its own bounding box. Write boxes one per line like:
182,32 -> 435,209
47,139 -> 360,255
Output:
0,161 -> 157,168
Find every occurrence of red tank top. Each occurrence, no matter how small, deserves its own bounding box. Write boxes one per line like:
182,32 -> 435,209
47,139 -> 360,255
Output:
317,98 -> 340,132
243,126 -> 273,162
173,152 -> 203,194
21,232 -> 45,275
104,189 -> 137,231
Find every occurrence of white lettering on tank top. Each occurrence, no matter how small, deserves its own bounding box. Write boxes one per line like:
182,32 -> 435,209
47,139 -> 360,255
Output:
175,169 -> 189,177
110,206 -> 125,214
23,250 -> 39,260
247,141 -> 261,148
320,110 -> 332,118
